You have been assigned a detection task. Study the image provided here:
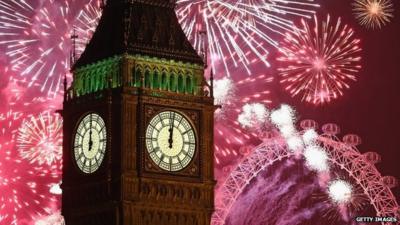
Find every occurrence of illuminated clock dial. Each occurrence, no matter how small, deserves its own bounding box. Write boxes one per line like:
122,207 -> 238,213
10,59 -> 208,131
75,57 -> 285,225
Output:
73,113 -> 107,174
145,111 -> 196,172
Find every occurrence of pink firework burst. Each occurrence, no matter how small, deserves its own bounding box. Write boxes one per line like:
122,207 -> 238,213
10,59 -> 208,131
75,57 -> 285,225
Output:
277,15 -> 362,105
0,140 -> 60,225
0,0 -> 101,98
16,111 -> 63,166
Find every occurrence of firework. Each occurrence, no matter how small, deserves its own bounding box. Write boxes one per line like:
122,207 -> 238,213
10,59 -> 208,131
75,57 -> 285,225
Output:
34,212 -> 65,225
213,109 -> 399,225
328,180 -> 353,204
176,0 -> 319,76
213,76 -> 236,119
278,15 -> 362,105
237,103 -> 269,129
304,145 -> 329,172
0,0 -> 101,97
16,111 -> 63,166
302,129 -> 318,145
352,0 -> 394,29
0,145 -> 60,225
74,0 -> 102,56
213,73 -> 273,165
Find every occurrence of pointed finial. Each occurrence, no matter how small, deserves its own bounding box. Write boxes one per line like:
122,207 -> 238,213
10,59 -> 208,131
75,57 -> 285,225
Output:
63,73 -> 68,100
70,28 -> 78,67
210,69 -> 214,98
199,30 -> 208,68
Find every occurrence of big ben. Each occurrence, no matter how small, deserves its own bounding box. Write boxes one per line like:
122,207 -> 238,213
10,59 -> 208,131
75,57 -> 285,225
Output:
61,0 -> 215,224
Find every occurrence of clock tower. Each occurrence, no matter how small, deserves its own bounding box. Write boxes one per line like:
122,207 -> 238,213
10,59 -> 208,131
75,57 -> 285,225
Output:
61,0 -> 215,224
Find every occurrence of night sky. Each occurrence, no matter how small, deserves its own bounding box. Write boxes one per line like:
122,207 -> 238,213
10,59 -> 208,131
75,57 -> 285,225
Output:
0,0 -> 399,223
273,0 -> 400,199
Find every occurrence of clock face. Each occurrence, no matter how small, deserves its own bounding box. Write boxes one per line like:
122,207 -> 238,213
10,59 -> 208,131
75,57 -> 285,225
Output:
73,113 -> 107,174
145,111 -> 196,172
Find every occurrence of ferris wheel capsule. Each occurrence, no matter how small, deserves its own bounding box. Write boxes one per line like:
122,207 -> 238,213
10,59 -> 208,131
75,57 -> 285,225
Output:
322,123 -> 340,136
382,176 -> 398,189
259,131 -> 276,140
343,134 -> 362,147
363,152 -> 381,164
300,119 -> 318,130
395,207 -> 400,218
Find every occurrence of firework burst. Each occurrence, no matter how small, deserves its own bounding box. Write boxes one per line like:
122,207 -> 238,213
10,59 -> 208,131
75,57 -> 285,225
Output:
277,15 -> 362,105
352,0 -> 394,29
176,0 -> 319,76
237,103 -> 269,129
328,179 -> 353,204
0,144 -> 60,225
16,111 -> 63,166
0,0 -> 101,97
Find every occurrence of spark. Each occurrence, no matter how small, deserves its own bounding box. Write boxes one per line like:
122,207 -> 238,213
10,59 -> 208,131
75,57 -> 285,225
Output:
0,0 -> 102,97
213,73 -> 273,165
302,129 -> 318,145
176,0 -> 319,76
328,179 -> 353,204
270,104 -> 296,127
352,0 -> 394,29
49,183 -> 62,195
237,103 -> 269,129
34,212 -> 65,225
304,145 -> 329,172
277,15 -> 362,105
16,111 -> 63,166
213,76 -> 236,119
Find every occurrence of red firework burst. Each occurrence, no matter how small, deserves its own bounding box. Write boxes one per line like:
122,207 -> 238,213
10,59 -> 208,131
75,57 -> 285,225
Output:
277,15 -> 362,105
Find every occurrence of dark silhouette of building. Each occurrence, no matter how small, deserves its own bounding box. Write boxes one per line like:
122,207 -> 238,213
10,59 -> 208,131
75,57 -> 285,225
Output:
61,0 -> 215,224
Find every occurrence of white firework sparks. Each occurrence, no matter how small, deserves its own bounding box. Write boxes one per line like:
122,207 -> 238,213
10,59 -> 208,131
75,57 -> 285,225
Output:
214,76 -> 236,106
237,103 -> 269,129
328,179 -> 353,204
304,145 -> 329,172
270,104 -> 296,127
16,111 -> 63,166
34,212 -> 65,225
176,0 -> 319,76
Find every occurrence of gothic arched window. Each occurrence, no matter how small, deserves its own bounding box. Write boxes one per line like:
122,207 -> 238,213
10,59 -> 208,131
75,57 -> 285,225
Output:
186,75 -> 193,94
153,70 -> 160,89
161,72 -> 168,90
177,74 -> 184,93
134,68 -> 142,87
169,73 -> 176,92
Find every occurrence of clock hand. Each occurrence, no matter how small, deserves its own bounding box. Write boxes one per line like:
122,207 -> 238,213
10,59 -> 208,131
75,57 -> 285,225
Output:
89,114 -> 93,151
168,112 -> 175,148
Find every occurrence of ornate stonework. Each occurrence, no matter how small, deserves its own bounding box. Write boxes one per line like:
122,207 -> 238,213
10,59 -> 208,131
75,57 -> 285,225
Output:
62,0 -> 215,224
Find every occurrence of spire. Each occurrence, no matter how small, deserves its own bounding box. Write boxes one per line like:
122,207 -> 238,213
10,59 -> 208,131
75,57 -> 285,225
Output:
70,28 -> 78,66
73,0 -> 202,69
210,69 -> 214,98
